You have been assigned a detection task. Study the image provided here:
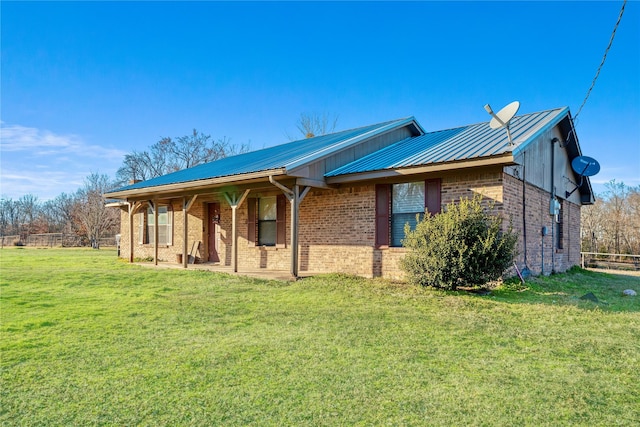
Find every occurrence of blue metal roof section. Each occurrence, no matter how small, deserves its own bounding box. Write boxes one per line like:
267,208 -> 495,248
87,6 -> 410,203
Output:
114,117 -> 420,192
326,107 -> 569,177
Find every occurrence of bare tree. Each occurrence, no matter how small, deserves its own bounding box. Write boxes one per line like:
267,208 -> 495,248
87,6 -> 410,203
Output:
602,180 -> 629,254
116,130 -> 250,185
17,194 -> 40,237
0,198 -> 19,237
72,173 -> 120,248
117,150 -> 165,183
628,187 -> 640,254
41,193 -> 77,235
293,112 -> 339,139
581,198 -> 606,252
581,180 -> 640,255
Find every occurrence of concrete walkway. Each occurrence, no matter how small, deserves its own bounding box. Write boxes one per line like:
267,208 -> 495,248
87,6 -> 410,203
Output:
132,261 -> 311,281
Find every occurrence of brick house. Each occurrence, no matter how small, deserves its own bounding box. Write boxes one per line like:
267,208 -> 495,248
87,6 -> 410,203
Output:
105,107 -> 594,280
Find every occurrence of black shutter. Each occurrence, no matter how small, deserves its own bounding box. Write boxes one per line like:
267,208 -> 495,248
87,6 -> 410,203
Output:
375,184 -> 390,247
425,179 -> 441,215
247,198 -> 257,246
276,194 -> 287,248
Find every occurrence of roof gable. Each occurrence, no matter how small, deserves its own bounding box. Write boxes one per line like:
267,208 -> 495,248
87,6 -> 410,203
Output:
112,117 -> 421,194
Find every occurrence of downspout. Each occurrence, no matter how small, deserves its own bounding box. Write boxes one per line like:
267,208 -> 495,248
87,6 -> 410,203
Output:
269,175 -> 293,197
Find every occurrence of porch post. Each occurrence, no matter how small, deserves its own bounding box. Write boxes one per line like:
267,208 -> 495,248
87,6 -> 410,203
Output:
128,202 -> 134,263
182,195 -> 198,268
289,185 -> 310,279
183,197 -> 188,268
231,205 -> 238,272
224,190 -> 250,274
291,185 -> 299,278
152,200 -> 158,266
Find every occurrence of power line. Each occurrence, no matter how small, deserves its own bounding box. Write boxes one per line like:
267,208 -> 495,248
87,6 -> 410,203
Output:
574,0 -> 627,122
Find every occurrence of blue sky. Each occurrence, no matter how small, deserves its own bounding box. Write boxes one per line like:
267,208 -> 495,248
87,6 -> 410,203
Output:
1,1 -> 638,200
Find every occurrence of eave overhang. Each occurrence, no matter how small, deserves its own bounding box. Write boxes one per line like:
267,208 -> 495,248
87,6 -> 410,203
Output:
325,153 -> 515,185
105,168 -> 287,200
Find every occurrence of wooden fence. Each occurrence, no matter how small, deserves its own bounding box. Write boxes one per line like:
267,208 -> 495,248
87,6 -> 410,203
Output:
581,252 -> 640,271
0,233 -> 118,248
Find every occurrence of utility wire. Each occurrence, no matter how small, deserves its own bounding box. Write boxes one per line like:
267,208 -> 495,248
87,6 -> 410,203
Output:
574,0 -> 627,122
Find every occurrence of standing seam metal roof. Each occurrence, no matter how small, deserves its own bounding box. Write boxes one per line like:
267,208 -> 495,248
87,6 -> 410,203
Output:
113,118 -> 416,192
325,108 -> 568,177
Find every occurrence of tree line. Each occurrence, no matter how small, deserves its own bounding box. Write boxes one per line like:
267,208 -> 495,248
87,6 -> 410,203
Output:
0,173 -> 120,247
581,180 -> 640,255
1,129 -> 248,247
1,118 -> 327,247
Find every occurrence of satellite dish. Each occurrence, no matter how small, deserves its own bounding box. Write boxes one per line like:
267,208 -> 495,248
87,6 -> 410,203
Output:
566,155 -> 600,198
571,156 -> 600,177
484,101 -> 520,145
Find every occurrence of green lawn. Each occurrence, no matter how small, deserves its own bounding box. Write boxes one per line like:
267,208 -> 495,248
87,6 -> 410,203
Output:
1,248 -> 639,426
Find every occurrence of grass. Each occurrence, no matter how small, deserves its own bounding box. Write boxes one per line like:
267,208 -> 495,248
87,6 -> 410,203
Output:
1,248 -> 639,426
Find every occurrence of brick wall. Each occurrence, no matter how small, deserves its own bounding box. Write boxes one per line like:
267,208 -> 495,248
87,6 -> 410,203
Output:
119,200 -> 205,263
503,173 -> 581,275
298,185 -> 377,277
118,168 -> 581,279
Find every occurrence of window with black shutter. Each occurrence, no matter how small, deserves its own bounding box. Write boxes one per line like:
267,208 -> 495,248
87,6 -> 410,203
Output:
248,195 -> 286,247
376,179 -> 441,248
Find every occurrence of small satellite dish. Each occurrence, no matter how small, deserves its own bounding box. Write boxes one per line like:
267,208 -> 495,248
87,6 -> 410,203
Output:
571,156 -> 600,177
484,101 -> 520,145
566,155 -> 600,198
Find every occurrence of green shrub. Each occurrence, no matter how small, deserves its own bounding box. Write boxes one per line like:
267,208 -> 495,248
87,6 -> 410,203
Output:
400,194 -> 517,290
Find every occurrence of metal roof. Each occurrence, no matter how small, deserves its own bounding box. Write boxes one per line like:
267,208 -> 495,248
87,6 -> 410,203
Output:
326,107 -> 568,177
111,117 -> 420,193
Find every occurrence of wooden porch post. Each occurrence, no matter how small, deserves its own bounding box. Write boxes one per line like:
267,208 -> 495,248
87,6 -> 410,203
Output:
288,185 -> 310,278
231,205 -> 238,272
183,197 -> 188,269
291,185 -> 299,278
128,202 -> 135,263
223,190 -> 250,273
183,195 -> 198,269
268,177 -> 311,279
152,200 -> 158,266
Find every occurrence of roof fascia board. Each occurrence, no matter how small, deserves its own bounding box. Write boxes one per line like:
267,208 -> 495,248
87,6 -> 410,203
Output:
285,117 -> 423,173
511,107 -> 569,157
105,168 -> 286,199
326,154 -> 515,185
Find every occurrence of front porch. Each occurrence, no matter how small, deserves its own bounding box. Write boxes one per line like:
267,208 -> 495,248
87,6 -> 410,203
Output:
131,260 -> 316,282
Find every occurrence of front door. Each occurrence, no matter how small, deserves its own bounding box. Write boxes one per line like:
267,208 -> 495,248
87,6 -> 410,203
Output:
208,203 -> 220,262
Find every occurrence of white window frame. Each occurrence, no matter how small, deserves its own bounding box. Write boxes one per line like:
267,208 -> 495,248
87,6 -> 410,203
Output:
139,204 -> 173,246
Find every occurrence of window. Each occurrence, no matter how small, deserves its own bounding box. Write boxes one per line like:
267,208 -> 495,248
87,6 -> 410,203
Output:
258,196 -> 277,246
139,204 -> 173,245
391,182 -> 425,247
247,196 -> 286,247
376,179 -> 441,247
556,200 -> 564,250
